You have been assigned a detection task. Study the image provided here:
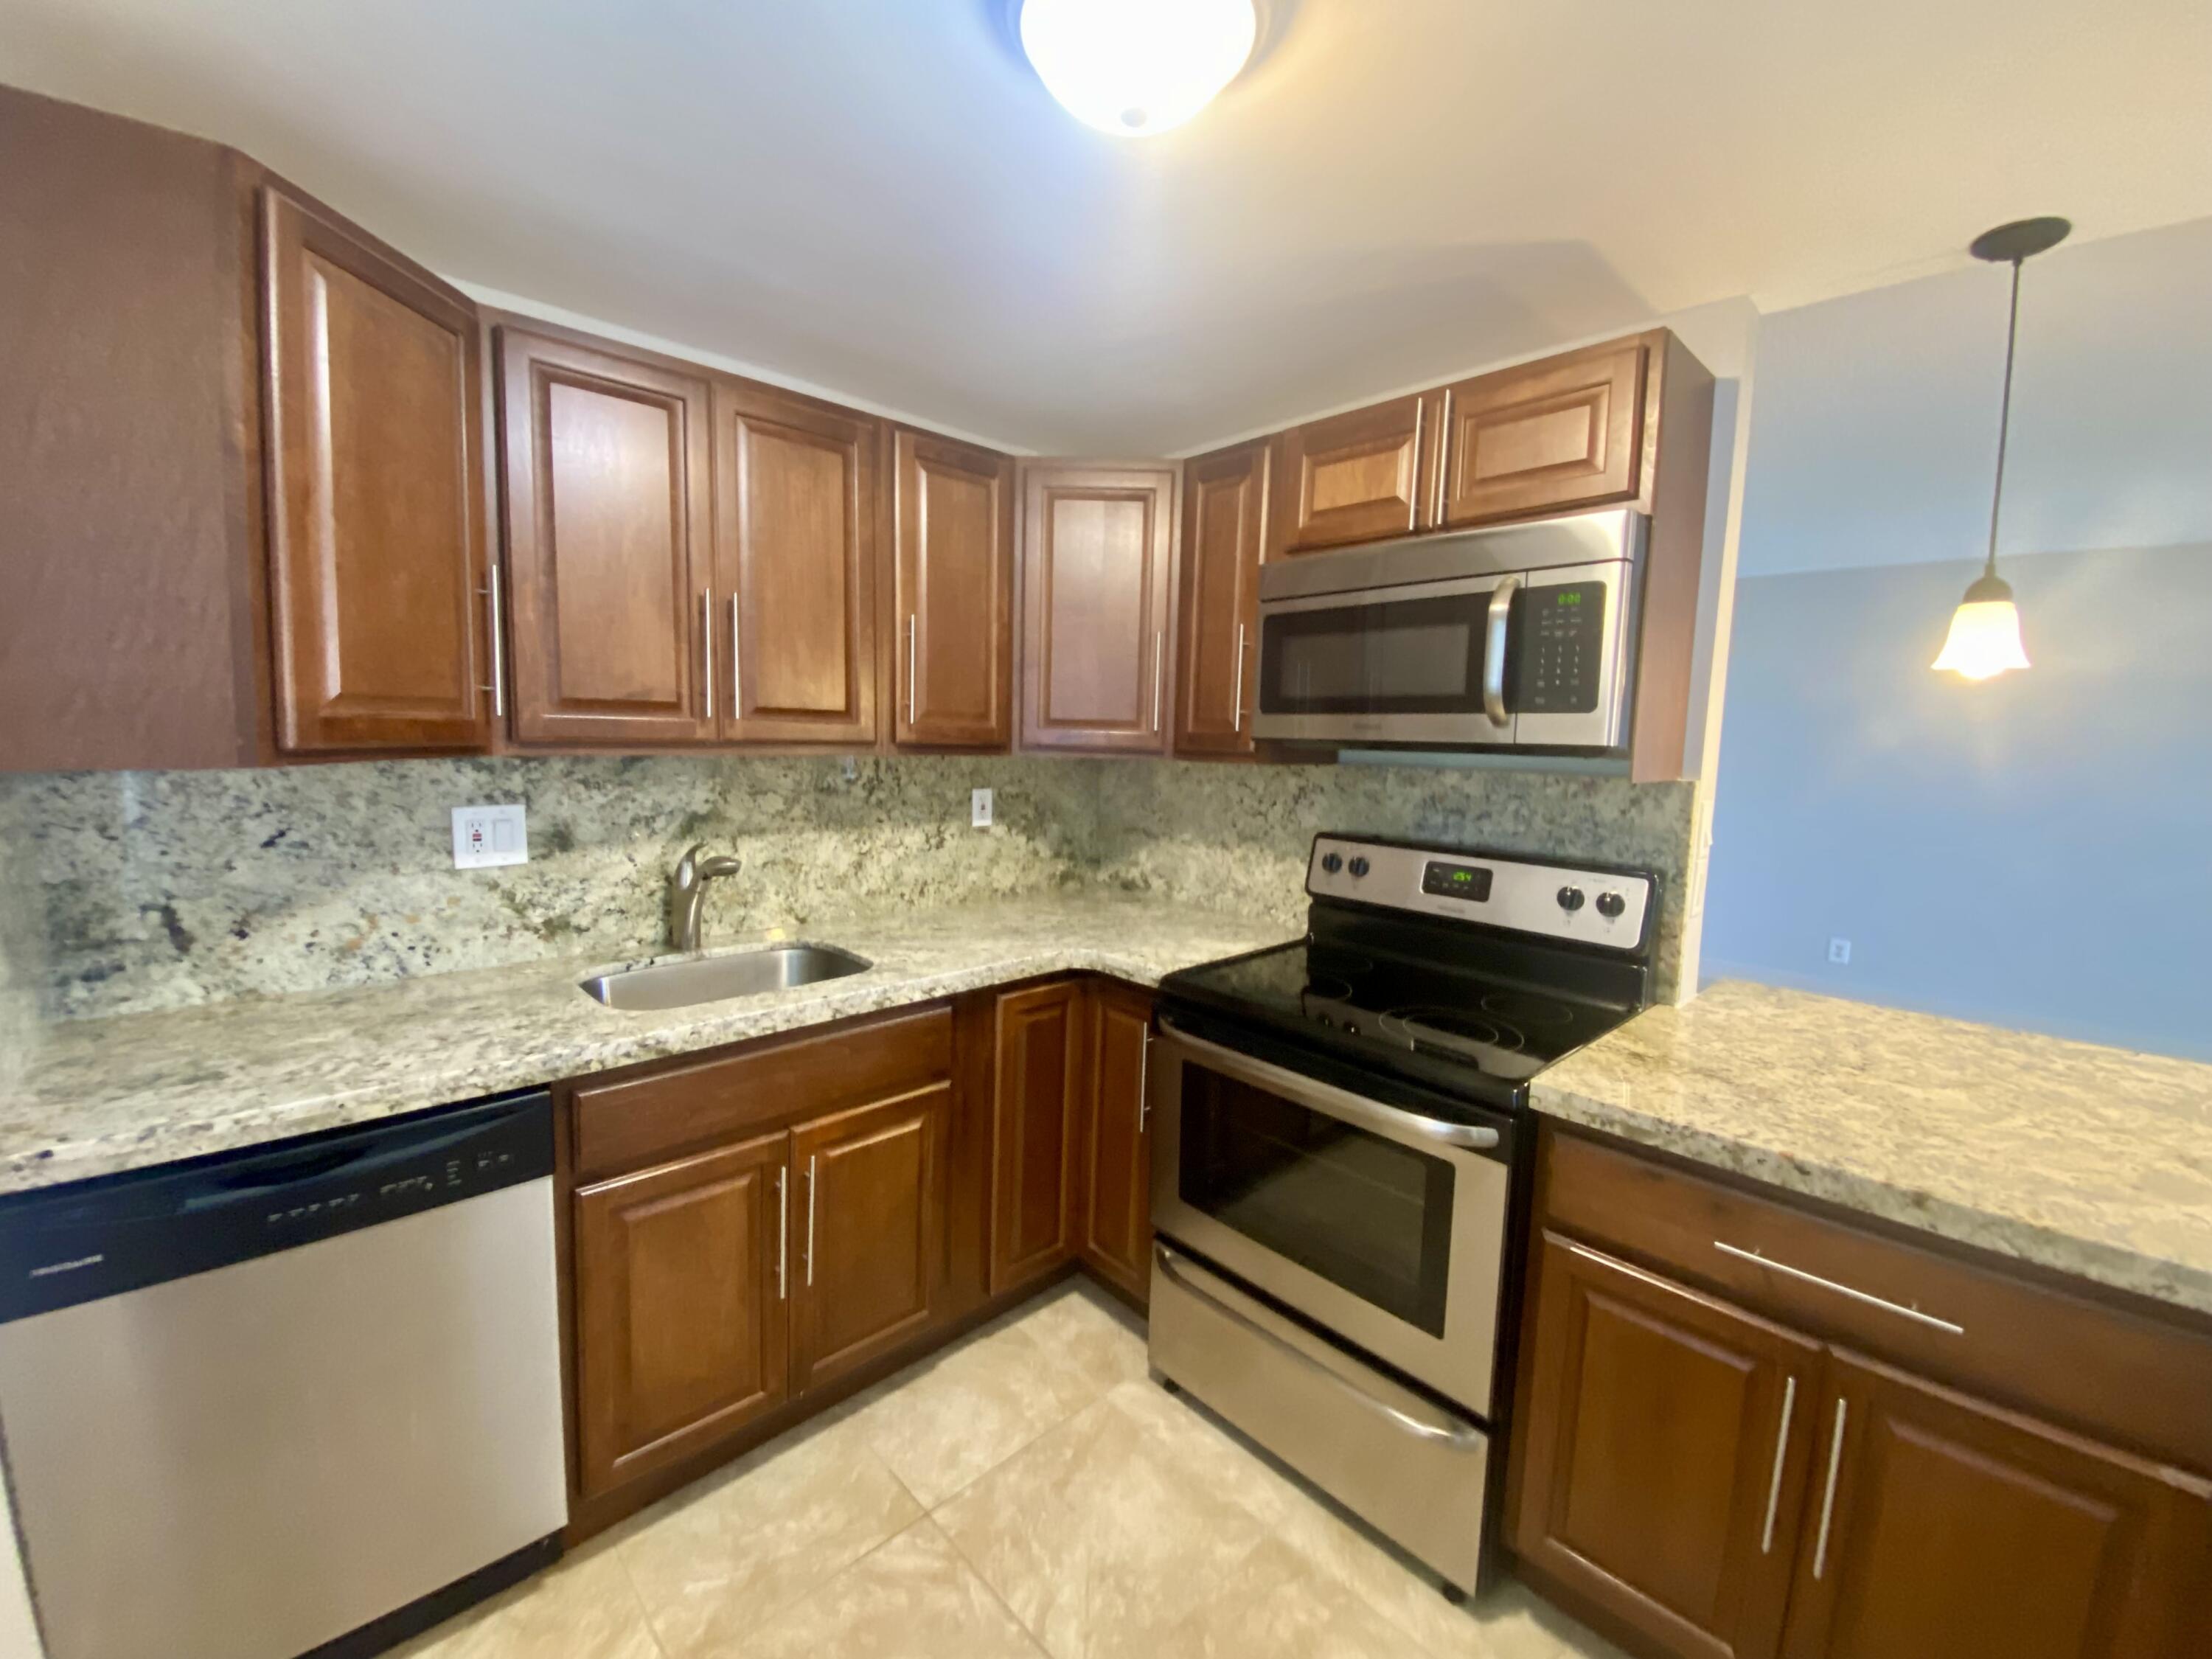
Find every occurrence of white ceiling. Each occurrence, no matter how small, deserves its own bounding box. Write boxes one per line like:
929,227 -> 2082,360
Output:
3,0 -> 2208,453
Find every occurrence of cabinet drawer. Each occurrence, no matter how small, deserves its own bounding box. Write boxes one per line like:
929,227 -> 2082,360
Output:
574,1005 -> 952,1180
1537,1126 -> 2212,1476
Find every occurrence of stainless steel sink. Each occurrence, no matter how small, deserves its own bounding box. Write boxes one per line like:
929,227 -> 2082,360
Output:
580,944 -> 871,1011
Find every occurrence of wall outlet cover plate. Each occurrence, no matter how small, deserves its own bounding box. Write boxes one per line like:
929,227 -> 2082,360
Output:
971,788 -> 994,830
453,804 -> 528,869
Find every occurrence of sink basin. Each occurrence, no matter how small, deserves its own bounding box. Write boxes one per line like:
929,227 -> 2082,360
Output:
580,944 -> 871,1011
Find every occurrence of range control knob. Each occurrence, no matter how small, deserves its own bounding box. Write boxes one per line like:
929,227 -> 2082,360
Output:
1596,891 -> 1627,919
1321,852 -> 1343,874
1556,886 -> 1585,912
1347,856 -> 1371,878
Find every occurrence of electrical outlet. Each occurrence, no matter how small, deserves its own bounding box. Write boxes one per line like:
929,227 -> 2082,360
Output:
452,804 -> 528,869
1827,937 -> 1852,966
971,788 -> 994,830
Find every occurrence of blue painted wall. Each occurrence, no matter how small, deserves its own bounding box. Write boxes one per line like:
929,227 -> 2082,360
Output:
1705,217 -> 2212,1059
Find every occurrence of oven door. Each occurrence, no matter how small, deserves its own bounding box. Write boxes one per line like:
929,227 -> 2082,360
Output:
1251,573 -> 1518,745
1149,1016 -> 1512,1413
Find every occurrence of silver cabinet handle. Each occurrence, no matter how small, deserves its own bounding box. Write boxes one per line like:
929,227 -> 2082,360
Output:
1138,1028 -> 1152,1134
1433,389 -> 1453,525
1760,1374 -> 1798,1554
1231,622 -> 1248,732
701,590 -> 715,721
907,613 -> 919,726
1151,630 -> 1164,732
1155,1016 -> 1501,1153
776,1165 -> 788,1301
479,566 -> 505,718
730,594 -> 742,716
1812,1398 -> 1848,1579
804,1153 -> 817,1287
1156,1245 -> 1486,1448
1714,1242 -> 1964,1335
1481,575 -> 1520,727
1407,397 -> 1425,530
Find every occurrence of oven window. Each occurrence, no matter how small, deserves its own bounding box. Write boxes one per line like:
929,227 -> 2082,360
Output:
1178,1062 -> 1455,1335
1260,590 -> 1493,714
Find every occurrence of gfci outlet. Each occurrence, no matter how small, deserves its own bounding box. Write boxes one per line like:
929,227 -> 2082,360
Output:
452,804 -> 528,869
1828,937 -> 1853,966
971,788 -> 994,830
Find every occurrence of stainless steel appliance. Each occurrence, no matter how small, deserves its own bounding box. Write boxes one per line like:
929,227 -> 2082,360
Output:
0,1093 -> 568,1659
1252,507 -> 1646,752
1147,835 -> 1658,1595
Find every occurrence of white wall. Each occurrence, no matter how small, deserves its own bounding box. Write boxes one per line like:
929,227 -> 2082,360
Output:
0,1517 -> 38,1658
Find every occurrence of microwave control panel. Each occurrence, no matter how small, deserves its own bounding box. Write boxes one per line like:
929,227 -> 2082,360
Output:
1516,581 -> 1607,714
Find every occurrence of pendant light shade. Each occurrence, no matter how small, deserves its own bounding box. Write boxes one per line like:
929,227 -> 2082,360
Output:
1933,215 -> 2069,683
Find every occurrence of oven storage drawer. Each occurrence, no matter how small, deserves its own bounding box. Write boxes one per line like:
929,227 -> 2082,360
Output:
1150,1242 -> 1490,1592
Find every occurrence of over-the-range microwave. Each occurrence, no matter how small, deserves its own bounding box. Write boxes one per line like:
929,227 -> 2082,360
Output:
1252,507 -> 1646,754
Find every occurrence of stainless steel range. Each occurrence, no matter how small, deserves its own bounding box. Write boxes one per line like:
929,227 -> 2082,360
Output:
1146,834 -> 1658,1596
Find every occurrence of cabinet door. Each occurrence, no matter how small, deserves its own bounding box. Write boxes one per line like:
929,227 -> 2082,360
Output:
498,330 -> 714,745
989,980 -> 1085,1290
1435,338 -> 1648,527
573,1132 -> 790,1498
1077,981 -> 1155,1304
892,430 -> 1015,750
714,385 -> 879,745
1172,440 -> 1267,758
1513,1233 -> 1821,1659
1781,1350 -> 2212,1659
790,1085 -> 948,1391
1018,463 -> 1177,754
1268,394 -> 1435,557
261,188 -> 490,753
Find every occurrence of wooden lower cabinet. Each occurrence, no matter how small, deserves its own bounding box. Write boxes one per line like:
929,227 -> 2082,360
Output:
1779,1352 -> 2212,1659
573,1131 -> 790,1498
1512,1177 -> 2212,1659
790,1084 -> 949,1391
1077,981 -> 1155,1304
989,980 -> 1086,1292
1514,1232 -> 1818,1659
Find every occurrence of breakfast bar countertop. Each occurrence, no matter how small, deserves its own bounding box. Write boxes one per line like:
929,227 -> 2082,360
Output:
1531,980 -> 2212,1318
0,892 -> 1292,1198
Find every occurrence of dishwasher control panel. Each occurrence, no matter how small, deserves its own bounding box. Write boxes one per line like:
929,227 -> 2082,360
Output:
0,1091 -> 553,1321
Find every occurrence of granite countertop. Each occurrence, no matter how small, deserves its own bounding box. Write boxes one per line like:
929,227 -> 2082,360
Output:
0,894 -> 1292,1197
1531,981 -> 2212,1318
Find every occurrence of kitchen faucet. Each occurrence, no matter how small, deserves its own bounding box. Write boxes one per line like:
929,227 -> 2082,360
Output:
667,844 -> 742,953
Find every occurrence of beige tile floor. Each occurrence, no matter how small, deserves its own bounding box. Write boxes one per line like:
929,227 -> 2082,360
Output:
394,1280 -> 1628,1659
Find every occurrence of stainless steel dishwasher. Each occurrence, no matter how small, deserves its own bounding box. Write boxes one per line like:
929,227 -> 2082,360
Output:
0,1091 -> 568,1659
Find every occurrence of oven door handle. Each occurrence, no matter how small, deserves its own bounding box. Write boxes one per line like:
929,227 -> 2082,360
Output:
1155,1016 -> 1501,1153
1481,574 -> 1522,727
1155,1244 -> 1487,1448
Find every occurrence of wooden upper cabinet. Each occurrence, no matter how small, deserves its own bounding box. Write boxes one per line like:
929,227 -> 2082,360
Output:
1172,440 -> 1268,759
1268,393 -> 1435,557
497,328 -> 714,745
261,187 -> 490,753
789,1085 -> 948,1392
1435,337 -> 1650,527
714,385 -> 878,745
572,1131 -> 790,1498
891,430 -> 1015,750
1018,462 -> 1178,754
1780,1351 -> 2212,1659
990,980 -> 1085,1291
1513,1233 -> 1820,1659
1077,981 -> 1155,1306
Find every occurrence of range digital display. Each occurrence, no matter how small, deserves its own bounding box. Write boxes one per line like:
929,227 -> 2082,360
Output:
1420,860 -> 1494,902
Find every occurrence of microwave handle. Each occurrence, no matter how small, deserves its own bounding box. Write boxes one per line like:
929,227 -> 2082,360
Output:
1482,574 -> 1522,728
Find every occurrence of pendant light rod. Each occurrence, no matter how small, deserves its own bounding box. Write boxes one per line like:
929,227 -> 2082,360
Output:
1966,215 -> 2070,580
1983,256 -> 2023,580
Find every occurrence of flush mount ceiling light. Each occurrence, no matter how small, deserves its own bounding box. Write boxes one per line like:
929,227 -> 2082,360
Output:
1931,215 -> 2070,683
1019,0 -> 1258,136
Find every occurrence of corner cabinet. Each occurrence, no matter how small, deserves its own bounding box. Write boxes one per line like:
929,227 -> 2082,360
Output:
988,980 -> 1087,1291
496,327 -> 716,745
1510,1128 -> 2212,1659
1173,440 -> 1267,759
1018,462 -> 1179,754
890,429 -> 1016,750
1076,981 -> 1156,1304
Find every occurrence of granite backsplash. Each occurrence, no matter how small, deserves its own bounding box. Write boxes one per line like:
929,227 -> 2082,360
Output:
0,753 -> 1698,1022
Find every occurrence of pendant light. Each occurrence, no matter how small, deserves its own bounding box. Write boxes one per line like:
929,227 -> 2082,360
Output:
1019,0 -> 1258,137
1932,215 -> 2070,681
